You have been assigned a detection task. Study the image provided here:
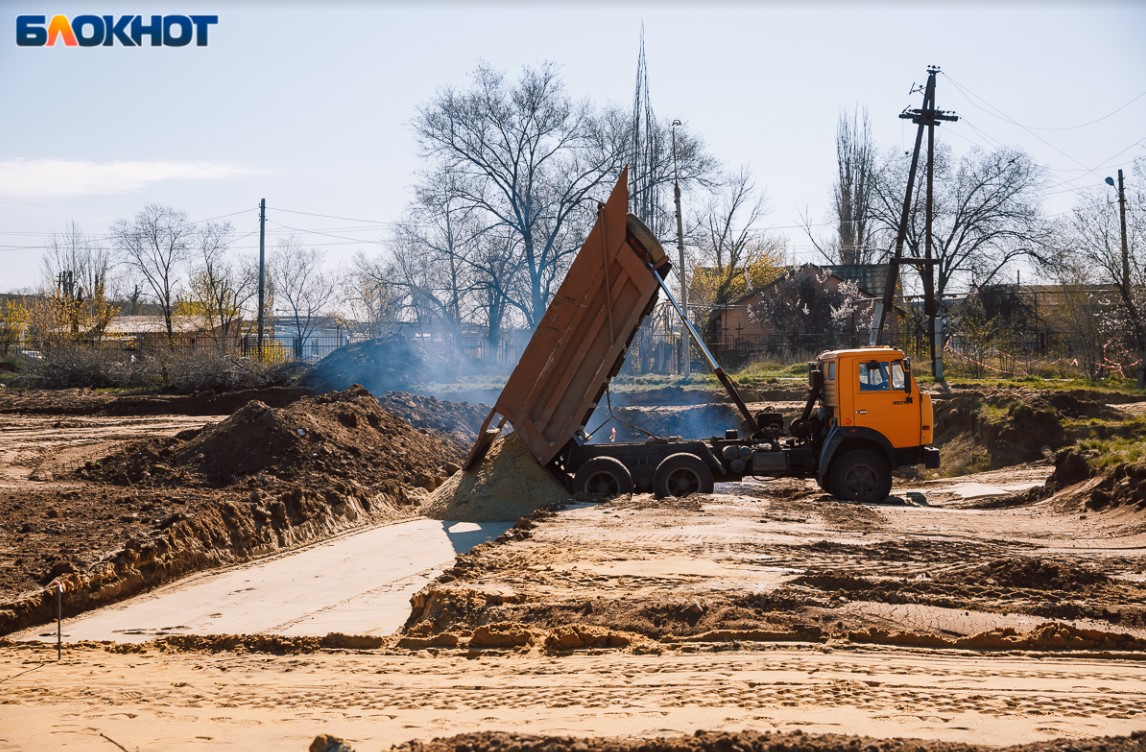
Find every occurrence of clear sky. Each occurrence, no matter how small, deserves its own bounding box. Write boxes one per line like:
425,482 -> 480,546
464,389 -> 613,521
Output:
2,1 -> 1144,293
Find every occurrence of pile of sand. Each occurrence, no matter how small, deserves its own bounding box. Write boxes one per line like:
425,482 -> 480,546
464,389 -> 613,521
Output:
421,432 -> 570,522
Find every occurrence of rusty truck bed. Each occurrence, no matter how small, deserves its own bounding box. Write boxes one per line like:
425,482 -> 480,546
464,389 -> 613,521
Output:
465,171 -> 669,469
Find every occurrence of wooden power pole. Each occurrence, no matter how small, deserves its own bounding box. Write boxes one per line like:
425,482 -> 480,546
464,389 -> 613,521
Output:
257,198 -> 266,359
870,66 -> 957,381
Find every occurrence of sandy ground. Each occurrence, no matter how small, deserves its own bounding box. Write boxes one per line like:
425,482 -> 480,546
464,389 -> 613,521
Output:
5,481 -> 1146,750
2,394 -> 1145,751
0,413 -> 215,487
3,641 -> 1145,751
9,519 -> 513,643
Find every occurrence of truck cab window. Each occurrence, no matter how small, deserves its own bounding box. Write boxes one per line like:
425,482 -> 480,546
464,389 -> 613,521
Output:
891,361 -> 906,390
859,361 -> 890,391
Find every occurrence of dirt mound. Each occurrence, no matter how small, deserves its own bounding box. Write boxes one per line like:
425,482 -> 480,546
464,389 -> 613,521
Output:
931,388 -> 1132,474
933,391 -> 1062,470
81,386 -> 458,501
962,557 -> 1110,590
388,729 -> 1146,752
377,391 -> 488,454
421,432 -> 571,522
1052,461 -> 1146,514
1082,462 -> 1146,512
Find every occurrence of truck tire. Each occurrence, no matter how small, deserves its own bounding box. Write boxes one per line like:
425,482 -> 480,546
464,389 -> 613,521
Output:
572,457 -> 634,498
828,449 -> 891,503
653,453 -> 714,500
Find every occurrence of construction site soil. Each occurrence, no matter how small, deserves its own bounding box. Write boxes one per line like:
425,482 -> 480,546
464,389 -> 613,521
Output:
2,382 -> 1145,751
0,386 -> 487,634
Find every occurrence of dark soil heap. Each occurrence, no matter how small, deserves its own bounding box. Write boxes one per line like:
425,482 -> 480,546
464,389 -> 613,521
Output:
301,334 -> 461,394
81,386 -> 459,503
377,391 -> 488,457
387,730 -> 1146,752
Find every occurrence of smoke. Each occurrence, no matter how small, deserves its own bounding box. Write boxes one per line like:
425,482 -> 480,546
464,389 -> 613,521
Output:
303,335 -> 751,444
303,334 -> 507,404
583,390 -> 744,444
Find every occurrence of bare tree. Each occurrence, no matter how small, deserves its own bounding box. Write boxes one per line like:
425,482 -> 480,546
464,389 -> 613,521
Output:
346,254 -> 398,339
627,113 -> 720,240
869,144 -> 1049,302
270,236 -> 337,359
414,62 -> 623,328
689,167 -> 783,342
40,221 -> 117,339
802,106 -> 877,265
1052,155 -> 1145,383
468,226 -> 525,349
111,205 -> 192,342
835,107 -> 877,264
386,175 -> 484,336
186,221 -> 255,352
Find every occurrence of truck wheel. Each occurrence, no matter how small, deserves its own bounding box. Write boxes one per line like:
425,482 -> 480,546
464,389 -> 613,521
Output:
828,449 -> 891,503
653,453 -> 715,500
572,457 -> 634,498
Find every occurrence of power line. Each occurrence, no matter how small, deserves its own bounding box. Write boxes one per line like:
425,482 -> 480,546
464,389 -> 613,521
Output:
266,206 -> 395,226
266,220 -> 387,247
188,207 -> 255,225
947,79 -> 1146,132
943,111 -> 1140,203
944,73 -> 1117,184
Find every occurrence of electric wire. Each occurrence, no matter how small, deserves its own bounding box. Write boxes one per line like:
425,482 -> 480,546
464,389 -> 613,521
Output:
266,220 -> 386,247
944,73 -> 1135,185
266,207 -> 395,226
946,78 -> 1146,133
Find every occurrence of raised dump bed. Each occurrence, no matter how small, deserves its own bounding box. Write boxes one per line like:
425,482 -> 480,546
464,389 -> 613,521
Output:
465,170 -> 669,470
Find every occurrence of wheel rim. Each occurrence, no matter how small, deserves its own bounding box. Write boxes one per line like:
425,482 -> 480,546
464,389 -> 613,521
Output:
586,471 -> 620,496
666,468 -> 700,497
843,463 -> 878,496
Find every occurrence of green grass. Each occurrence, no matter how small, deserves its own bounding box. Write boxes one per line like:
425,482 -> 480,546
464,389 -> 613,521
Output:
944,375 -> 1142,397
1067,411 -> 1146,468
734,359 -> 809,382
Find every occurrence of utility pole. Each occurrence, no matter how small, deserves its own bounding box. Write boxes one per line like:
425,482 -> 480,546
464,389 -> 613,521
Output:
1107,169 -> 1144,389
870,66 -> 957,382
671,119 -> 690,377
256,198 -> 266,359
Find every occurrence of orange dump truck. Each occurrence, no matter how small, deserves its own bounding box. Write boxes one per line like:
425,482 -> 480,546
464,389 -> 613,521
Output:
466,171 -> 939,503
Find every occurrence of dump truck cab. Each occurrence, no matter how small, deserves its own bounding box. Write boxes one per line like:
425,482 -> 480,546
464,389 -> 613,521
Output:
812,347 -> 939,501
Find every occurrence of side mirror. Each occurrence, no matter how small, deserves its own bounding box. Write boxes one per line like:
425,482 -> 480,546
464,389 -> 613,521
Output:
904,370 -> 912,393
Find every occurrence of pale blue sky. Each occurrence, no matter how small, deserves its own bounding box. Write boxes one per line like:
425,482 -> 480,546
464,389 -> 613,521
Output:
2,1 -> 1144,292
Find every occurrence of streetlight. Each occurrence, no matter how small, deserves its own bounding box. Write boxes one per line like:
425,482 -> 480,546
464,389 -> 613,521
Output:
1105,169 -> 1144,389
671,119 -> 689,377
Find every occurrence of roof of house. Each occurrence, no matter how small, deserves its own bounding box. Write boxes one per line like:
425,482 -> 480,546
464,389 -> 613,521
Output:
822,263 -> 891,299
106,315 -> 214,335
727,264 -> 882,308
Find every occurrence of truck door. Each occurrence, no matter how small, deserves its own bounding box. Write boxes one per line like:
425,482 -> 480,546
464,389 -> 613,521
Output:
851,358 -> 920,450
